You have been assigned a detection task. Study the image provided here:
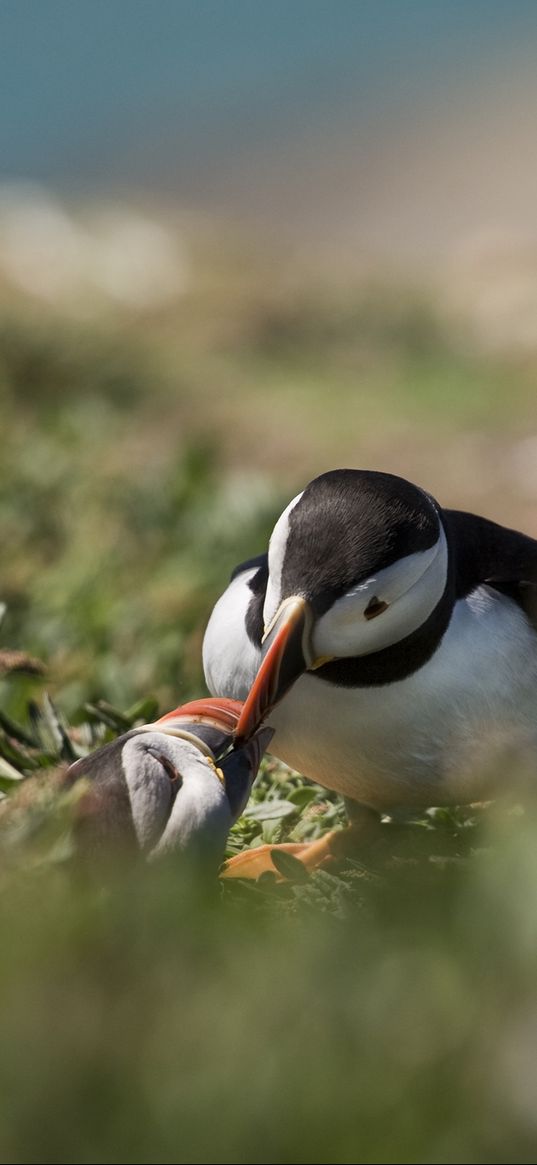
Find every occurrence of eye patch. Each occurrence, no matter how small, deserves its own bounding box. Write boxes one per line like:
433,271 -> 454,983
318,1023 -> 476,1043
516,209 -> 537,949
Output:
364,596 -> 389,620
145,744 -> 182,786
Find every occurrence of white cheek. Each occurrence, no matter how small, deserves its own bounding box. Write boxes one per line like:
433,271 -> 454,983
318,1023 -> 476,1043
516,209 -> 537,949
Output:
263,491 -> 304,627
312,527 -> 448,658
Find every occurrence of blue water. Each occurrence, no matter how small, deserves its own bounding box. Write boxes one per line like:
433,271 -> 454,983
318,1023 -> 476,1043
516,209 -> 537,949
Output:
1,0 -> 537,190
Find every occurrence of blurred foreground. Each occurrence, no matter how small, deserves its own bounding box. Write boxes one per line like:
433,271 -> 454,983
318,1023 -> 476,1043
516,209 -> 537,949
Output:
2,796 -> 537,1163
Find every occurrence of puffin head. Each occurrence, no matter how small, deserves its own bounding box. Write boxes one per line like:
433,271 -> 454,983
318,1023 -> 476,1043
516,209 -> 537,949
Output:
67,697 -> 272,864
236,469 -> 449,739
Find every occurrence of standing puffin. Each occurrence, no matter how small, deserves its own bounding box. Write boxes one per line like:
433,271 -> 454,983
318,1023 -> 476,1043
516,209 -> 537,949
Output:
203,469 -> 537,877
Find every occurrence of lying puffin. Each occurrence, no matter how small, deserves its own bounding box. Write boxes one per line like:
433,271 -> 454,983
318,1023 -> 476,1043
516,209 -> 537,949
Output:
65,697 -> 271,867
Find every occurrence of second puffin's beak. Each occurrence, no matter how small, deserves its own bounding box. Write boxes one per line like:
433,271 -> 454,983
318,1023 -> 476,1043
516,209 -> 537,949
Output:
235,596 -> 313,741
152,697 -> 245,759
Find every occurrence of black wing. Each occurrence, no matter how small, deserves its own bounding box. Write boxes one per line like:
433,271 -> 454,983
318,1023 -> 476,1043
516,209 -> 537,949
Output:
229,552 -> 269,647
445,509 -> 537,627
230,552 -> 268,582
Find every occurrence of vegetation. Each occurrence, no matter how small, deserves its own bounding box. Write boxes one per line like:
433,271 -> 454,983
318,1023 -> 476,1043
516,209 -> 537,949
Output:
2,235 -> 537,1163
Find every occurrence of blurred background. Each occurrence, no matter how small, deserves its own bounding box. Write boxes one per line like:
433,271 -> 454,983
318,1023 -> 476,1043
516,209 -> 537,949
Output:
2,0 -> 537,714
3,6 -> 537,1163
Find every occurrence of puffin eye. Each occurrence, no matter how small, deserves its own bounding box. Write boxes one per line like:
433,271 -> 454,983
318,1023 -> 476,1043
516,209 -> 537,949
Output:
146,745 -> 182,786
364,596 -> 389,620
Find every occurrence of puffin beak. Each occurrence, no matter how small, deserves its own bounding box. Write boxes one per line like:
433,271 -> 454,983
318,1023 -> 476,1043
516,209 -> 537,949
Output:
157,697 -> 244,738
235,596 -> 313,741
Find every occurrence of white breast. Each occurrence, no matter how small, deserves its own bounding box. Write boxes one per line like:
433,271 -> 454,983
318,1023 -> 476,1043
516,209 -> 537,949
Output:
203,568 -> 263,701
269,586 -> 537,808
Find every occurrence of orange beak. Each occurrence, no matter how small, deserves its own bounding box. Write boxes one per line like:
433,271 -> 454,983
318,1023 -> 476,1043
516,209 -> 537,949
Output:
157,697 -> 243,735
235,596 -> 312,741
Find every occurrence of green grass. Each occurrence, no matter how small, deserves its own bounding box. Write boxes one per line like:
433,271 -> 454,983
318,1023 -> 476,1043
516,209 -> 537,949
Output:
2,776 -> 537,1163
2,263 -> 537,1163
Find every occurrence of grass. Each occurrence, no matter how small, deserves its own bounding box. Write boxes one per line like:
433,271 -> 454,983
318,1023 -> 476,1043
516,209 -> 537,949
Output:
2,244 -> 537,1162
3,749 -> 537,1163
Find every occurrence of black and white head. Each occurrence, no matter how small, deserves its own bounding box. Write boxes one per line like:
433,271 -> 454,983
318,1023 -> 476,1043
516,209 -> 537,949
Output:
236,469 -> 450,738
66,698 -> 272,866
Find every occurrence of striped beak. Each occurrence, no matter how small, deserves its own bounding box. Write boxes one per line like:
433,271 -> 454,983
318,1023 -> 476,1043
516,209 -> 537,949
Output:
235,596 -> 313,741
152,696 -> 273,805
155,696 -> 245,758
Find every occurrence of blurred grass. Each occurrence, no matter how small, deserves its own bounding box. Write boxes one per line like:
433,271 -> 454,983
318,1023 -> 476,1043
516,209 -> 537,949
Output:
2,796 -> 537,1163
2,235 -> 537,1162
2,265 -> 536,716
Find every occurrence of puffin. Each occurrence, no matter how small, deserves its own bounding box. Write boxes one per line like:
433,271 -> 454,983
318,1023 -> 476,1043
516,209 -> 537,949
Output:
203,468 -> 537,878
65,697 -> 272,867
